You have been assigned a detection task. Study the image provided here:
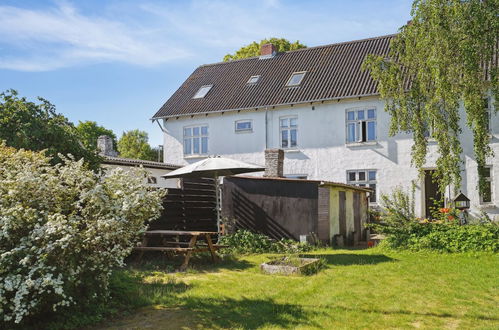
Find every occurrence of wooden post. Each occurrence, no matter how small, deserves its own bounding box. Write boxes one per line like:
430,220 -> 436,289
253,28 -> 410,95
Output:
179,235 -> 198,271
205,233 -> 219,262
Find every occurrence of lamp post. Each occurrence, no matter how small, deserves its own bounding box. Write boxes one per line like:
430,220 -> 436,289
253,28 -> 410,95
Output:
453,192 -> 470,225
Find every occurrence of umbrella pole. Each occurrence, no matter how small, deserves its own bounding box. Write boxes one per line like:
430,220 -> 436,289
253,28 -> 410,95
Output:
215,174 -> 220,234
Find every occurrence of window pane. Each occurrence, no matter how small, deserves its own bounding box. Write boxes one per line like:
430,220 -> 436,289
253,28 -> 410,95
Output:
193,85 -> 212,99
184,127 -> 192,137
482,182 -> 492,203
201,126 -> 208,135
358,171 -> 366,181
281,130 -> 288,148
367,121 -> 376,141
201,137 -> 208,154
347,111 -> 355,121
348,172 -> 356,181
280,118 -> 288,128
290,129 -> 297,147
347,123 -> 356,142
483,167 -> 491,178
367,109 -> 376,119
357,110 -> 365,120
369,184 -> 377,203
192,127 -> 200,136
368,170 -> 376,181
290,118 -> 297,127
236,121 -> 251,130
288,73 -> 305,86
183,139 -> 191,154
193,137 -> 200,154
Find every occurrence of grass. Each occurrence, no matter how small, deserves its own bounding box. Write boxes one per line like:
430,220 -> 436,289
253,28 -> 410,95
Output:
93,248 -> 499,329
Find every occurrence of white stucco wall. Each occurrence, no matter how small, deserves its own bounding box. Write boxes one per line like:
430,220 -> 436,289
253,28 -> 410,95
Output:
161,96 -> 499,219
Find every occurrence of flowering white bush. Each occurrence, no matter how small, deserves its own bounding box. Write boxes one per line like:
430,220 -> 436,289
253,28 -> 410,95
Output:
0,143 -> 165,324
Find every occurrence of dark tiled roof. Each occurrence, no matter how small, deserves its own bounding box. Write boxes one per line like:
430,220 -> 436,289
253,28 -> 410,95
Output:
153,34 -> 395,119
102,156 -> 180,170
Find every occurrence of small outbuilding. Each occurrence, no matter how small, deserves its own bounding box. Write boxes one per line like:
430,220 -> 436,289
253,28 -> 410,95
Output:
222,176 -> 371,246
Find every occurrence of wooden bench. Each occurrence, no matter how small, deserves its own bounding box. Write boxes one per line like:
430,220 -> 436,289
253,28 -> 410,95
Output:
133,230 -> 221,271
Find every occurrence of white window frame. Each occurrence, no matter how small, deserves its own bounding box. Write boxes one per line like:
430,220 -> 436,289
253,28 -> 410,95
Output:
480,166 -> 493,204
235,119 -> 253,133
183,124 -> 209,156
247,75 -> 260,85
346,107 -> 377,143
286,71 -> 306,86
347,169 -> 377,203
192,85 -> 213,99
279,116 -> 298,149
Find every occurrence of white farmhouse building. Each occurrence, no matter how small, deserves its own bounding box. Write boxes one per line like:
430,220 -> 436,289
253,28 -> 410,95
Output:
152,35 -> 498,219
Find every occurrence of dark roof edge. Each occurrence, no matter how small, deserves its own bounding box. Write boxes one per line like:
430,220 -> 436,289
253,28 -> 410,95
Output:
102,156 -> 181,170
197,33 -> 397,68
151,92 -> 380,120
231,175 -> 372,192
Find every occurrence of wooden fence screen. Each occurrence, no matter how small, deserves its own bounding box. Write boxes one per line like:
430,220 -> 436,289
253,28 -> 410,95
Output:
148,177 -> 217,232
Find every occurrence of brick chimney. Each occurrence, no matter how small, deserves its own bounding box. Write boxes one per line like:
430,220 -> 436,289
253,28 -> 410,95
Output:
260,43 -> 277,58
97,135 -> 118,157
264,149 -> 284,178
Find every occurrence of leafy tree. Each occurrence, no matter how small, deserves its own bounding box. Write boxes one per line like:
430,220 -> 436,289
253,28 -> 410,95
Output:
76,120 -> 117,151
223,38 -> 306,61
362,0 -> 498,194
117,129 -> 156,161
0,89 -> 101,169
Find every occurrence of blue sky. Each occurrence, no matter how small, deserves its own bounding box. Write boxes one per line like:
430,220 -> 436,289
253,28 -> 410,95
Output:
0,0 -> 413,146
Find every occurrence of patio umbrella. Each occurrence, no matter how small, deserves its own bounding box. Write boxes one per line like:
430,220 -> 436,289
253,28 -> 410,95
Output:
162,156 -> 265,232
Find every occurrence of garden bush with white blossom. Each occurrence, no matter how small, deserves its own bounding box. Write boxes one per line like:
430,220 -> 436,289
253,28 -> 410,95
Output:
0,143 -> 165,325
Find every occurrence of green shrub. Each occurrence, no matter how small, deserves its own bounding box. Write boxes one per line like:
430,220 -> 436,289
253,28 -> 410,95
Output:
369,188 -> 499,252
218,230 -> 313,255
0,144 -> 165,325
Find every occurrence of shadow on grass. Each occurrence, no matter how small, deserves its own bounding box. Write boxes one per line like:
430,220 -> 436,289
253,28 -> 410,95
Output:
307,304 -> 498,322
303,253 -> 396,266
181,296 -> 324,329
126,252 -> 253,274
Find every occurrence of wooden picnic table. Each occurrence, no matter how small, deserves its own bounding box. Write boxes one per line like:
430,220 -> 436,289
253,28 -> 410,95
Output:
133,230 -> 223,271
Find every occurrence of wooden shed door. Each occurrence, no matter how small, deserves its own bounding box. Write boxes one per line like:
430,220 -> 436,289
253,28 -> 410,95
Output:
338,191 -> 347,239
353,192 -> 361,244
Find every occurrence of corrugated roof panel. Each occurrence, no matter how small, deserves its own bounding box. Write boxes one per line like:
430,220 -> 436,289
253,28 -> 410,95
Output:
152,34 -> 395,119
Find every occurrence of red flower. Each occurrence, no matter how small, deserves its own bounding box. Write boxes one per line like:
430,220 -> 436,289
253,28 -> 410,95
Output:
447,215 -> 455,221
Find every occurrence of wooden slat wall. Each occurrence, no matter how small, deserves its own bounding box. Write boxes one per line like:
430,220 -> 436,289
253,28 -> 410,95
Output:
222,177 -> 319,241
149,177 -> 217,232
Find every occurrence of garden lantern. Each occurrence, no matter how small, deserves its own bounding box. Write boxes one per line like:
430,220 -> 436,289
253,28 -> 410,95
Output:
453,192 -> 470,210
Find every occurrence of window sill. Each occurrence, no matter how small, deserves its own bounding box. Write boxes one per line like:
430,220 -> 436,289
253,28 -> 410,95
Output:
346,141 -> 378,147
235,130 -> 253,134
184,154 -> 209,159
478,203 -> 496,210
283,149 -> 301,153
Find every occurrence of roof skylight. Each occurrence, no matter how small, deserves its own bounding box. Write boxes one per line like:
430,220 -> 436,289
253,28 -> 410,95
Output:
193,85 -> 213,99
247,75 -> 260,84
286,71 -> 306,86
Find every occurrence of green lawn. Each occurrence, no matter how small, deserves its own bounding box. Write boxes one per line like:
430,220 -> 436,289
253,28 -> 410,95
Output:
97,248 -> 498,329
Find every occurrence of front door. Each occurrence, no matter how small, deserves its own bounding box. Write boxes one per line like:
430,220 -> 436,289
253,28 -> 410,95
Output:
424,170 -> 443,218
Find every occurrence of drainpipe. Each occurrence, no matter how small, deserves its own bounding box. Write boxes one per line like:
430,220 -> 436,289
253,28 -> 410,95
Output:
265,107 -> 269,149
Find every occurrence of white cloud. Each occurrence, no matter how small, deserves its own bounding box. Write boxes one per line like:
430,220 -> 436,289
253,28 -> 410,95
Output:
0,2 -> 190,71
0,0 -> 411,72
